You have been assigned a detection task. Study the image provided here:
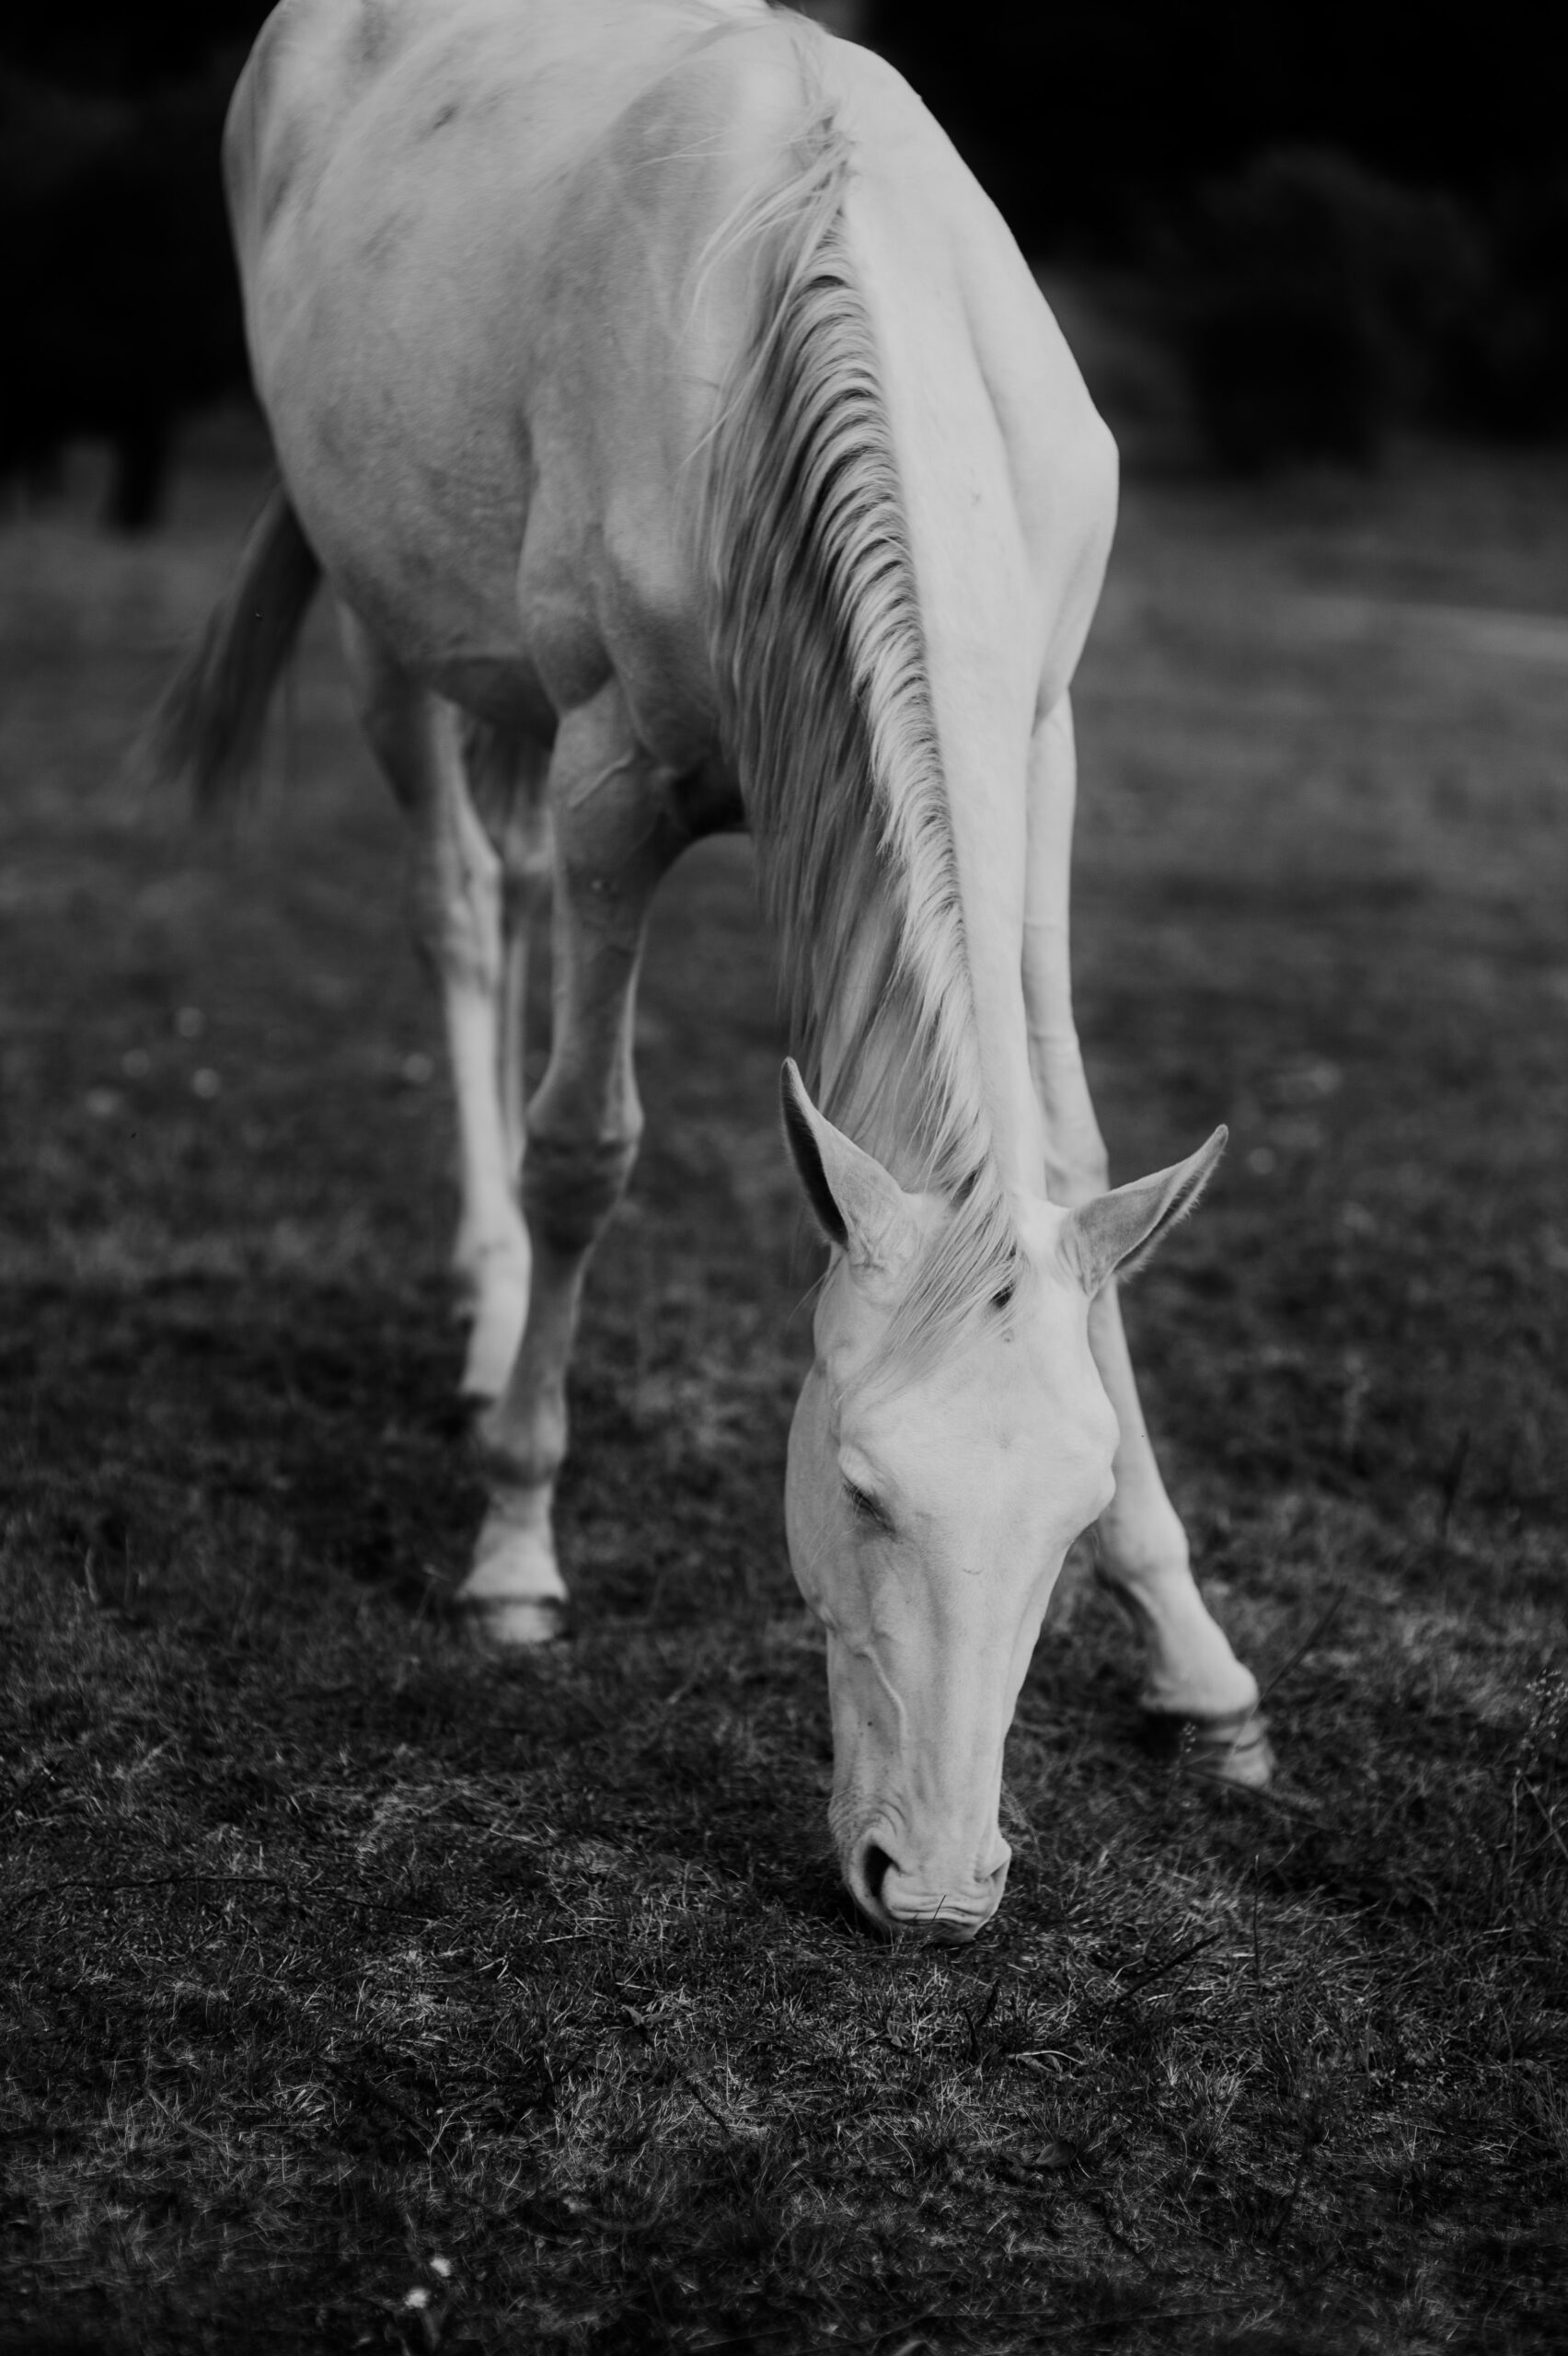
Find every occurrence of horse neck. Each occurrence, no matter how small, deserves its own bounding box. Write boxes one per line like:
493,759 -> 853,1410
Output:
812,890 -> 942,1190
828,201 -> 1046,1198
697,71 -> 1046,1206
807,740 -> 1042,1207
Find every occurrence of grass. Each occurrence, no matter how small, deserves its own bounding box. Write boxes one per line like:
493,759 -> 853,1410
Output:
2,423 -> 1566,2353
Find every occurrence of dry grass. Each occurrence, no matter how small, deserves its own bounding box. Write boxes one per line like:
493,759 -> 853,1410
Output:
3,423 -> 1566,2353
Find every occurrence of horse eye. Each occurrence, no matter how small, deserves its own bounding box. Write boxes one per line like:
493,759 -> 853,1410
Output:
844,1480 -> 892,1532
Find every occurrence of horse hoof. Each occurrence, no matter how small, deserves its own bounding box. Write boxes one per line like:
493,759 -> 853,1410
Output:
1183,1705 -> 1274,1790
455,1593 -> 567,1649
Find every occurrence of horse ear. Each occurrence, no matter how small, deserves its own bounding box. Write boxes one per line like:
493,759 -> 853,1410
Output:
780,1060 -> 917,1281
1060,1127 -> 1228,1295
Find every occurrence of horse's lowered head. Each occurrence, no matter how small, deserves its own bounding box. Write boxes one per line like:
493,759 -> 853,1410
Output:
780,1062 -> 1226,1941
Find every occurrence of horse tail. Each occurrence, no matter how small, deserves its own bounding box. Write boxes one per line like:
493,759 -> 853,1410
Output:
145,479 -> 321,812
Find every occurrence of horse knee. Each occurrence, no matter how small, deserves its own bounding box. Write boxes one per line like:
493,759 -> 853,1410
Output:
522,1121 -> 640,1253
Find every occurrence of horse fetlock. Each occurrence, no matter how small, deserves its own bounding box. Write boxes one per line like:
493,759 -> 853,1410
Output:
1143,1703 -> 1274,1791
1137,1646 -> 1262,1720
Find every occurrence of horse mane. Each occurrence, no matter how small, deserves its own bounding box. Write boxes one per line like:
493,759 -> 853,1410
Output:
699,35 -> 1022,1374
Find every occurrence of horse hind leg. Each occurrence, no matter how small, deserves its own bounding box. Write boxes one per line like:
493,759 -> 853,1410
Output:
339,612 -> 531,1402
459,681 -> 685,1647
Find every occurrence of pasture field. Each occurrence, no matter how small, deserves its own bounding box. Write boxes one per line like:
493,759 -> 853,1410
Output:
3,424 -> 1566,2354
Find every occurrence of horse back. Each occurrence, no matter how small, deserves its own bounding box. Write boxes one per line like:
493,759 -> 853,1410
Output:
225,0 -> 1112,756
224,0 -> 824,746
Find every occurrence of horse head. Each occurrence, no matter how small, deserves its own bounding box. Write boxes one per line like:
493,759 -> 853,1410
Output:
781,1061 -> 1226,1940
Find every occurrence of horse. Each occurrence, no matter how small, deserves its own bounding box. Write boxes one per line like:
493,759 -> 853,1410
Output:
154,0 -> 1271,1941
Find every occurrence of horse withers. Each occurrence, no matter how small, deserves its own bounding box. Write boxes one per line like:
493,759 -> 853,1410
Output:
155,0 -> 1271,1939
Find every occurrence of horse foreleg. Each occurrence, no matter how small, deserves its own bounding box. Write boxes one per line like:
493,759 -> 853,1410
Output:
1023,695 -> 1271,1785
458,686 -> 683,1646
340,612 -> 531,1400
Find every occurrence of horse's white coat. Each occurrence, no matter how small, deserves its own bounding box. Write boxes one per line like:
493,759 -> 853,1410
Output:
217,0 -> 1268,1936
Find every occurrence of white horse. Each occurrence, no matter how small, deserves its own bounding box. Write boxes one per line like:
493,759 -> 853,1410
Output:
156,0 -> 1271,1939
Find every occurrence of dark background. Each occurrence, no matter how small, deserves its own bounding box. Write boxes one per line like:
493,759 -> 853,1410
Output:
876,2 -> 1562,249
2,0 -> 1564,518
5,0 -> 1562,228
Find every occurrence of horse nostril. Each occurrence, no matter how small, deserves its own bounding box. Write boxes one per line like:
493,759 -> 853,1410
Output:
861,1842 -> 894,1905
847,1836 -> 898,1927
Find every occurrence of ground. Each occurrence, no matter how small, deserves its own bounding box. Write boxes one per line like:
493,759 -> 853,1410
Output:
2,422 -> 1566,2354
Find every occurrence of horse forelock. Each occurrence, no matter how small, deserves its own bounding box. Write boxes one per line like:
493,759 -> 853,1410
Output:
698,45 -> 1023,1380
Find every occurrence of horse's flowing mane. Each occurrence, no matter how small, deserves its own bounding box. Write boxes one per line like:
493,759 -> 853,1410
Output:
699,38 -> 1022,1371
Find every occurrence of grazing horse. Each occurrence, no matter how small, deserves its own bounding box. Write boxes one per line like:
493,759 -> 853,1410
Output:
156,0 -> 1271,1939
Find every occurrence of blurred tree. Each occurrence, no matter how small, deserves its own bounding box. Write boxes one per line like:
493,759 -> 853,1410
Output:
778,0 -> 870,32
870,1 -> 1560,258
1451,175 -> 1568,441
1,62 -> 248,526
2,0 -> 1561,514
1170,150 -> 1482,470
0,3 -> 269,95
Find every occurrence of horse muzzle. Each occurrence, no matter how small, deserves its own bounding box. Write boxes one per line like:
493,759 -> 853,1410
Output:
846,1824 -> 1011,1942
